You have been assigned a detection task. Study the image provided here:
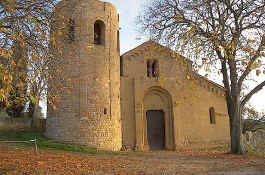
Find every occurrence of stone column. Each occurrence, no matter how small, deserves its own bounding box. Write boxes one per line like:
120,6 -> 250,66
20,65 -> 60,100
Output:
143,110 -> 150,151
135,103 -> 144,150
165,108 -> 171,149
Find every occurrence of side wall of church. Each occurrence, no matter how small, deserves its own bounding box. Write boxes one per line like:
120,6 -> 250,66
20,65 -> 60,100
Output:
173,79 -> 230,149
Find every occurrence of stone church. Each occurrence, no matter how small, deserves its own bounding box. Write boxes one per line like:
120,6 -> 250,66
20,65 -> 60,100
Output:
45,0 -> 230,151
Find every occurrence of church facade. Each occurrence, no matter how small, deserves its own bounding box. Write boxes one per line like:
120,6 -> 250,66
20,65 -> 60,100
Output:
45,0 -> 230,151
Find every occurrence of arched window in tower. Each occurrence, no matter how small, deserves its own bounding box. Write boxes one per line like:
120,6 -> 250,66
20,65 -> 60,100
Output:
117,30 -> 120,52
94,20 -> 105,45
68,18 -> 75,42
147,60 -> 151,77
152,60 -> 159,77
209,107 -> 216,124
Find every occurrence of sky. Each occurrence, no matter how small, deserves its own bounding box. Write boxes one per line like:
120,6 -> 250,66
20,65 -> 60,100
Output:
102,0 -> 265,112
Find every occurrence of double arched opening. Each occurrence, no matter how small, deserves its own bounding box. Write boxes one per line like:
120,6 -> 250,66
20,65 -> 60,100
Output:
147,60 -> 159,78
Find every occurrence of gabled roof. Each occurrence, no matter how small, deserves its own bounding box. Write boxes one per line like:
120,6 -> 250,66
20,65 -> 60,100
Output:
122,40 -> 183,59
121,40 -> 226,91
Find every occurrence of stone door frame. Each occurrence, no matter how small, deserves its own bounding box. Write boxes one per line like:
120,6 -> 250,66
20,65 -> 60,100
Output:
135,86 -> 175,151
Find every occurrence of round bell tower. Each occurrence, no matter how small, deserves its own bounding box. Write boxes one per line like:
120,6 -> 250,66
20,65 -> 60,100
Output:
45,0 -> 121,151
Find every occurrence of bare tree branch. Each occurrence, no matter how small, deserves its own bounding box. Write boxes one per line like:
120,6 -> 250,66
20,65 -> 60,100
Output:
241,80 -> 265,107
238,35 -> 265,89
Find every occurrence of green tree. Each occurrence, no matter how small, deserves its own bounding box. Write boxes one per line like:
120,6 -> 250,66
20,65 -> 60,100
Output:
139,0 -> 265,154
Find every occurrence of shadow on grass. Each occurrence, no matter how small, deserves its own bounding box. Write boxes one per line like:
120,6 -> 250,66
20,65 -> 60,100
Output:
0,130 -> 130,155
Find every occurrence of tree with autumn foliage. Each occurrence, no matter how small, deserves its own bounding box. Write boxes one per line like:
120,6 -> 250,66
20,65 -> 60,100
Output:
0,0 -> 71,119
1,40 -> 28,117
139,0 -> 265,154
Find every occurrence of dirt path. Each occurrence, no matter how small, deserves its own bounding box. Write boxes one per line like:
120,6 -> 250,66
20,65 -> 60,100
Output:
0,146 -> 264,175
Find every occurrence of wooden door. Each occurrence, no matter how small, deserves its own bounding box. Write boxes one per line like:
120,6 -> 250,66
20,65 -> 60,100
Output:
146,110 -> 165,150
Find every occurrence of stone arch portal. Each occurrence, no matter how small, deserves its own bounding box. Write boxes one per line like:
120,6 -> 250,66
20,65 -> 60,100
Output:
135,86 -> 175,151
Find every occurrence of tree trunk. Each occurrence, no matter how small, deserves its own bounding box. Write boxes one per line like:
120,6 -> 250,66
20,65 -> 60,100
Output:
227,99 -> 244,154
229,113 -> 243,154
28,101 -> 35,117
29,102 -> 37,129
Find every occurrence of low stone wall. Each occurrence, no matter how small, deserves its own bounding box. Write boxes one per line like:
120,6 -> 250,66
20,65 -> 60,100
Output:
244,130 -> 265,153
33,118 -> 46,132
0,111 -> 46,132
0,111 -> 32,131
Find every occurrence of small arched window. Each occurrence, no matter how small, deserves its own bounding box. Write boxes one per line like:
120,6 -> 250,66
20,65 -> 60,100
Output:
147,60 -> 151,77
94,20 -> 105,45
152,60 -> 159,78
209,107 -> 216,124
68,18 -> 75,42
117,30 -> 120,52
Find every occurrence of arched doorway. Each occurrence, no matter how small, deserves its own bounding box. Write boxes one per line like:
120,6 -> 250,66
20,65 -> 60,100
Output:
136,86 -> 174,150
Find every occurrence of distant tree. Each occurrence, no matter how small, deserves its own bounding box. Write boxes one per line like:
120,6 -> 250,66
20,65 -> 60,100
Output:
242,106 -> 265,133
139,0 -> 265,154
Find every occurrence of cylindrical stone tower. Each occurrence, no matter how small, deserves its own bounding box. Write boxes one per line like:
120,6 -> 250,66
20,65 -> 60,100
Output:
45,0 -> 122,151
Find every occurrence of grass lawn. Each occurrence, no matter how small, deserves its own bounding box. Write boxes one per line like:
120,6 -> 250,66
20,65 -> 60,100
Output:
0,130 -> 124,155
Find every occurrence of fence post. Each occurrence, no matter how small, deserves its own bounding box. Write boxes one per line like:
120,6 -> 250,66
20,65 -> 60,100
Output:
34,137 -> 38,154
